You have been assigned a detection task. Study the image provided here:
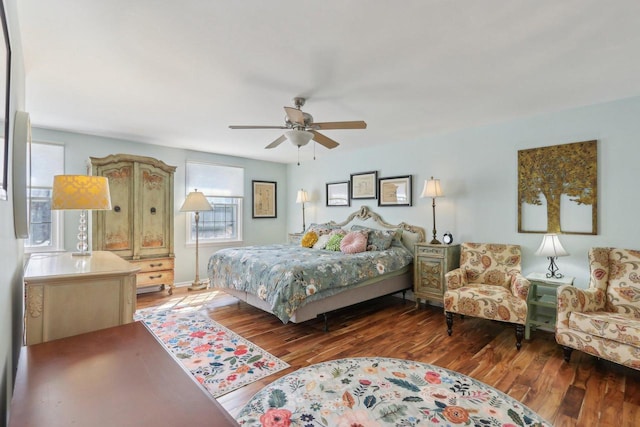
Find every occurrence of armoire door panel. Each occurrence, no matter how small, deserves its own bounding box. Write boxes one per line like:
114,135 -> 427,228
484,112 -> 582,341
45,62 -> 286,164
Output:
136,164 -> 171,257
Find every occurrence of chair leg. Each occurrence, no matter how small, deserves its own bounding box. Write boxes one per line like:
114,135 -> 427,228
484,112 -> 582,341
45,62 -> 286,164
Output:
515,324 -> 524,350
562,346 -> 573,362
445,312 -> 453,336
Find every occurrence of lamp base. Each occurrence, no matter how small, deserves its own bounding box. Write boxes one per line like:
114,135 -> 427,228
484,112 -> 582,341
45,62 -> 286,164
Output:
188,279 -> 209,291
72,251 -> 92,257
430,238 -> 442,245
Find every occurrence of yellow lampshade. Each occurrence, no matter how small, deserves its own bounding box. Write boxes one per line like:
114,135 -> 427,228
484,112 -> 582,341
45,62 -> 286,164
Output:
51,175 -> 112,211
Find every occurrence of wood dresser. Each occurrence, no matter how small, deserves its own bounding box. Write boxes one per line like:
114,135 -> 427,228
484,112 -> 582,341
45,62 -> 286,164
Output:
9,321 -> 238,427
24,251 -> 140,345
91,154 -> 176,294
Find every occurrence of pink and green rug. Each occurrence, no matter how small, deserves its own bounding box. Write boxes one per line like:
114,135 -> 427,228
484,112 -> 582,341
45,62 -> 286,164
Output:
236,357 -> 550,426
137,309 -> 289,398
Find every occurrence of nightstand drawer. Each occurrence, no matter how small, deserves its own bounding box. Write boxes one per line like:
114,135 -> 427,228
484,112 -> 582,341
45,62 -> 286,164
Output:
136,269 -> 175,287
416,245 -> 446,257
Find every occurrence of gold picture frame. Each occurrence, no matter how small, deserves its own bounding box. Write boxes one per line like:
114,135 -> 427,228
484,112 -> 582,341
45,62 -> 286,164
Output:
252,180 -> 277,218
518,140 -> 597,234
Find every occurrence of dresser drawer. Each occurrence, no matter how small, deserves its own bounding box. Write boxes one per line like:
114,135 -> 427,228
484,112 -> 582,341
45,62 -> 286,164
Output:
131,257 -> 174,273
136,269 -> 174,287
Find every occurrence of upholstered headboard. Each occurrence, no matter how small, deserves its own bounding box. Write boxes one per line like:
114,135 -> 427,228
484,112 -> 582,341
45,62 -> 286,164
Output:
328,206 -> 425,254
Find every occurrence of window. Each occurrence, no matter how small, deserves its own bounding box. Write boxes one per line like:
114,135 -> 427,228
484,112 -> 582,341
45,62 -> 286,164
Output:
26,142 -> 64,251
185,161 -> 244,244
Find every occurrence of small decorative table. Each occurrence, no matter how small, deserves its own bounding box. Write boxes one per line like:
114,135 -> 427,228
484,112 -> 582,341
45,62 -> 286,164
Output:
525,272 -> 575,340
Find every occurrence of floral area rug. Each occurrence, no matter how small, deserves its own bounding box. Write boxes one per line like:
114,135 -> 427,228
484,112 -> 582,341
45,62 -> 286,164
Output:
136,309 -> 289,398
236,357 -> 550,427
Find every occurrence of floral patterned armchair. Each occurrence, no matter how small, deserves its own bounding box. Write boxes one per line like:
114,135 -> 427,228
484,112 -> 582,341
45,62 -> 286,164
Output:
444,243 -> 530,350
556,247 -> 640,370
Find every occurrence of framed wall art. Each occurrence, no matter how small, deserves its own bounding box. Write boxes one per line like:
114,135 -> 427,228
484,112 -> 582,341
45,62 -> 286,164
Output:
252,180 -> 277,218
326,181 -> 350,207
518,140 -> 597,234
378,175 -> 412,207
350,170 -> 377,199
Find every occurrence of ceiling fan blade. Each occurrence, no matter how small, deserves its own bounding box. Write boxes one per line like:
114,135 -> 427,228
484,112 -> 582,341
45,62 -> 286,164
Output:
229,125 -> 288,129
284,106 -> 305,125
311,131 -> 339,149
312,120 -> 367,130
265,134 -> 287,149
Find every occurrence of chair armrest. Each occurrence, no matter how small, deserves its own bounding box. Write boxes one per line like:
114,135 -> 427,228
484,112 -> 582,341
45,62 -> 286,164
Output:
556,285 -> 606,328
510,273 -> 530,301
444,268 -> 465,291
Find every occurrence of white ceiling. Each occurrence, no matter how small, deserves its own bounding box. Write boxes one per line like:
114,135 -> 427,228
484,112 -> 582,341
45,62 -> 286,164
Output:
17,0 -> 640,164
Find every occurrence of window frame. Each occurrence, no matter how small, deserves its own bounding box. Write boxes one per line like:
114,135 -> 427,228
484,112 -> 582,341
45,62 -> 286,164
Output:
184,161 -> 244,246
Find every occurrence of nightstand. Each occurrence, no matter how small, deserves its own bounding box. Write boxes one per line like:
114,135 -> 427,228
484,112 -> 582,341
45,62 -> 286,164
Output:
288,233 -> 303,244
414,243 -> 460,307
525,272 -> 575,339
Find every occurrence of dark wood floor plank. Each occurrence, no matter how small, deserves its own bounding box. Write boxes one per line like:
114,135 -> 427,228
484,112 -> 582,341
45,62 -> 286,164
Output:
136,288 -> 640,425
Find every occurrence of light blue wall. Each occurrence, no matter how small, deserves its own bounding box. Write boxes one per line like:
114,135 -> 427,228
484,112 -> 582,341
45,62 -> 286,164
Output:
1,0 -> 25,424
287,96 -> 640,287
30,128 -> 288,284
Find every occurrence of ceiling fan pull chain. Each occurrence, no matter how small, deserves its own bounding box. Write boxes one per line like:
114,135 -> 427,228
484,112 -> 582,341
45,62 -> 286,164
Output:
297,146 -> 301,166
313,142 -> 316,160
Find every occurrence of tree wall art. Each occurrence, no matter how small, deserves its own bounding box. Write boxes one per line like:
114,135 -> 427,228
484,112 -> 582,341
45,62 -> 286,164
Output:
518,140 -> 597,235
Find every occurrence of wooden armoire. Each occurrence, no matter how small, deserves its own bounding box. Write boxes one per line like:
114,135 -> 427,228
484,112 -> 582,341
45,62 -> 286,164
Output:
91,154 -> 177,294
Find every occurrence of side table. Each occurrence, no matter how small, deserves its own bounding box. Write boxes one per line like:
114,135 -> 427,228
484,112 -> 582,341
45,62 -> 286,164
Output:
414,243 -> 460,307
525,272 -> 575,339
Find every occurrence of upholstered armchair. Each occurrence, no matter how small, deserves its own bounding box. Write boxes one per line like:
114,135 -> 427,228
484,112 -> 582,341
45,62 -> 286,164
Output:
444,243 -> 530,350
556,247 -> 640,370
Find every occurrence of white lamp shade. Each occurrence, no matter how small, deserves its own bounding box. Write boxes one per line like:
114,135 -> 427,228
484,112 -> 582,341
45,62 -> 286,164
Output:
180,190 -> 213,212
296,189 -> 309,204
535,233 -> 569,257
285,130 -> 314,147
421,177 -> 443,198
51,175 -> 112,210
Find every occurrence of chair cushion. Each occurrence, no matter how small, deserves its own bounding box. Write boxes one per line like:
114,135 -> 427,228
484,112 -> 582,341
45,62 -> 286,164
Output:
605,248 -> 640,318
569,311 -> 640,347
444,284 -> 528,324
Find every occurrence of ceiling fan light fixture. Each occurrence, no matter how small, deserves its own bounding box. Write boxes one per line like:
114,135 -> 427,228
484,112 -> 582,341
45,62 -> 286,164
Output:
285,130 -> 314,147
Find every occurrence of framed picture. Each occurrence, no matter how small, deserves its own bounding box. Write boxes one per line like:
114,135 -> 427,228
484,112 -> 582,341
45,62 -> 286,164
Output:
326,181 -> 350,207
350,170 -> 377,199
0,2 -> 11,201
378,175 -> 412,207
252,180 -> 277,218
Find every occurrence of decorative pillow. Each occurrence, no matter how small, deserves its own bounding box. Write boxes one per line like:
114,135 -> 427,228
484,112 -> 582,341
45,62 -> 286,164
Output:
329,228 -> 347,236
300,231 -> 318,248
340,231 -> 368,254
306,223 -> 341,236
351,225 -> 396,251
325,233 -> 345,251
313,234 -> 331,250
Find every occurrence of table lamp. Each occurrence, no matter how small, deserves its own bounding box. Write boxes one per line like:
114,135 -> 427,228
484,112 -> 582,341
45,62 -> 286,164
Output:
420,177 -> 443,244
180,190 -> 214,291
51,175 -> 112,256
535,233 -> 569,278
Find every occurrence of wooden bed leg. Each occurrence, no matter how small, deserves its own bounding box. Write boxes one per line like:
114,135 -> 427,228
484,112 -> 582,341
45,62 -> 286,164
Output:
402,290 -> 407,303
323,313 -> 329,332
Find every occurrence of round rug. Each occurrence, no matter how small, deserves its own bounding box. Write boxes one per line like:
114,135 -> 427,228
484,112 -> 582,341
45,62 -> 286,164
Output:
236,357 -> 550,426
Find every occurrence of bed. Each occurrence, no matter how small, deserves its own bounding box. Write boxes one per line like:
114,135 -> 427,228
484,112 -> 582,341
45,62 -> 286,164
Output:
207,206 -> 425,329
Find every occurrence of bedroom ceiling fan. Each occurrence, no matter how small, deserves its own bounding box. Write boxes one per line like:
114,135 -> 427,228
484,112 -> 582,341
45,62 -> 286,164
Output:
229,97 -> 367,156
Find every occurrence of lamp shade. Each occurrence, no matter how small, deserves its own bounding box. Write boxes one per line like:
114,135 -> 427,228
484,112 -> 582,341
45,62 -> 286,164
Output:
420,177 -> 443,198
534,233 -> 569,257
296,189 -> 309,204
180,190 -> 213,212
285,130 -> 314,147
51,175 -> 112,210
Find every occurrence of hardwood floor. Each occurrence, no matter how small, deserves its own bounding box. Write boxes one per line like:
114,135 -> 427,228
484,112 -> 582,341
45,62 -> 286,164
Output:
137,288 -> 640,426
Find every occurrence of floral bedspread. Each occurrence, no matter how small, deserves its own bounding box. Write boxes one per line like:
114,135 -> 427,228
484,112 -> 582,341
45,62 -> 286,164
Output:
207,244 -> 413,323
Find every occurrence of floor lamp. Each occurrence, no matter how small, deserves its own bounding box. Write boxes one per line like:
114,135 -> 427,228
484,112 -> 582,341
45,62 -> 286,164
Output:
51,175 -> 112,256
296,189 -> 309,233
180,190 -> 213,291
420,176 -> 444,244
